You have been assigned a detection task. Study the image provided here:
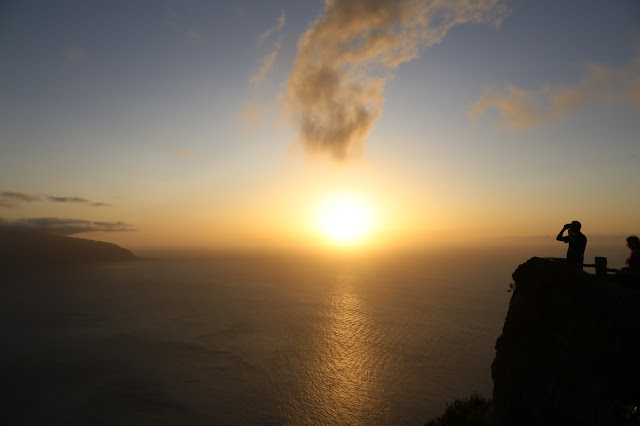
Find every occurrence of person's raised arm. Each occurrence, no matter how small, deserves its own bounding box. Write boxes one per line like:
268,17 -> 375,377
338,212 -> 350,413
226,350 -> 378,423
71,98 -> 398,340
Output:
556,224 -> 568,241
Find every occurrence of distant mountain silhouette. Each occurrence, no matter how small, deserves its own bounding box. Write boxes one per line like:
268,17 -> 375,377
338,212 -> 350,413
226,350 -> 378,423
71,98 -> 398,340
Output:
0,228 -> 140,269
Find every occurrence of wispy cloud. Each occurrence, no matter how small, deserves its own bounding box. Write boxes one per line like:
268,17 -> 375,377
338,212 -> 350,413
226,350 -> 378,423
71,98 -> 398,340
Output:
286,0 -> 509,161
161,147 -> 193,158
187,28 -> 200,41
241,100 -> 270,132
165,0 -> 178,29
469,56 -> 640,130
47,196 -> 89,203
250,40 -> 283,85
65,45 -> 86,64
257,11 -> 286,46
165,0 -> 202,43
1,191 -> 41,208
0,190 -> 111,208
245,11 -> 288,128
1,218 -> 136,235
47,194 -> 111,206
251,12 -> 287,84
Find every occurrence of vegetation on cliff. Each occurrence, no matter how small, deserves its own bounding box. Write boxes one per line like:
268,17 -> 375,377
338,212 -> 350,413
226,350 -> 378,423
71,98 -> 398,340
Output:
425,393 -> 491,426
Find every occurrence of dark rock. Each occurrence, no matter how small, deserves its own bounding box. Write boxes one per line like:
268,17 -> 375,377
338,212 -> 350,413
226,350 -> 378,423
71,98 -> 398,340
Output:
491,257 -> 640,426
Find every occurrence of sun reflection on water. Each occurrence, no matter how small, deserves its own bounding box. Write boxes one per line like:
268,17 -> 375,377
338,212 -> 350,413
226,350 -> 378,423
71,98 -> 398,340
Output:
298,273 -> 385,424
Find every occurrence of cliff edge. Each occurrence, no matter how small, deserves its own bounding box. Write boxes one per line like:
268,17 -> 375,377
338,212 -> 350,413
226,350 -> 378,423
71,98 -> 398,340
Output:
491,257 -> 640,425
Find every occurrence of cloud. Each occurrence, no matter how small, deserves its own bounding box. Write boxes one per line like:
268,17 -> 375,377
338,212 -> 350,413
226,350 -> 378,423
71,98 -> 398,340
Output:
65,45 -> 86,64
187,28 -> 200,40
257,11 -> 286,46
1,218 -> 136,235
161,147 -> 193,158
469,56 -> 640,130
165,0 -> 203,43
251,12 -> 287,84
286,0 -> 509,161
0,191 -> 41,207
245,11 -> 288,129
250,40 -> 283,85
0,190 -> 111,208
47,196 -> 89,203
165,0 -> 178,29
47,195 -> 111,206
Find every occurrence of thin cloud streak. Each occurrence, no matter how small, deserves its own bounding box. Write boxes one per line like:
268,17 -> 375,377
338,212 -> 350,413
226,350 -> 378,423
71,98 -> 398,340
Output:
1,191 -> 41,208
469,56 -> 640,130
47,195 -> 111,206
1,218 -> 137,235
48,196 -> 90,203
250,40 -> 282,85
257,11 -> 286,46
245,11 -> 288,129
65,45 -> 86,64
286,0 -> 509,161
161,147 -> 193,158
0,190 -> 111,208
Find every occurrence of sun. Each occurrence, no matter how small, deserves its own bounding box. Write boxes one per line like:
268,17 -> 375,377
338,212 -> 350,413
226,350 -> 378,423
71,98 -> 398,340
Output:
315,194 -> 375,245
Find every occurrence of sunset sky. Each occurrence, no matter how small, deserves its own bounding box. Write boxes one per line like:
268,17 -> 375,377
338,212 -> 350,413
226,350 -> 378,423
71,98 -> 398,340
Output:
1,0 -> 639,251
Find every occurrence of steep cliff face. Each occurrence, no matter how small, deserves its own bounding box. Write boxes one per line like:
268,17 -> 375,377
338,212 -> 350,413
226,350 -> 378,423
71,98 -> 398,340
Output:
491,257 -> 640,425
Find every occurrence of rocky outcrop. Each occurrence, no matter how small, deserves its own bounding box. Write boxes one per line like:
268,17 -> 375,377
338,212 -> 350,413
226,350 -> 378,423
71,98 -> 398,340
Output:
0,228 -> 139,269
491,257 -> 640,425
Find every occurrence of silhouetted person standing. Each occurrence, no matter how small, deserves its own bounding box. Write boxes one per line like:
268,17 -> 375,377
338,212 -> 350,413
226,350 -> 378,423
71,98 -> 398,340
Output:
556,221 -> 587,268
625,235 -> 640,273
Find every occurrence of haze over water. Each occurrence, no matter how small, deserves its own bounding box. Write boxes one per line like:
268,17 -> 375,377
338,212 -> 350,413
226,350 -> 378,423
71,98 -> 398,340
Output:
2,1 -> 638,423
2,238 -> 630,424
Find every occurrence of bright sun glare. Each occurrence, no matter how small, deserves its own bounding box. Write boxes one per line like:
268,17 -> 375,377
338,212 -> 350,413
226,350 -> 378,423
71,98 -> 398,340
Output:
316,194 -> 375,245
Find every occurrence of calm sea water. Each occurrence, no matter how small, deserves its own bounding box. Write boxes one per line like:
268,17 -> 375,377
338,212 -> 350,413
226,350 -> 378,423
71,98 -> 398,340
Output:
0,239 -> 630,424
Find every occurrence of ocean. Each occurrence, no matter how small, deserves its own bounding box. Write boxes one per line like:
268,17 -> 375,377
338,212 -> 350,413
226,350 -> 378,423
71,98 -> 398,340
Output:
0,238 -> 630,424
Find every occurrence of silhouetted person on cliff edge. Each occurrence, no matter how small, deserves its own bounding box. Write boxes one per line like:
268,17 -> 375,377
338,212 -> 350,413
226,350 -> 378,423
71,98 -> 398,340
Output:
624,235 -> 640,273
556,221 -> 587,268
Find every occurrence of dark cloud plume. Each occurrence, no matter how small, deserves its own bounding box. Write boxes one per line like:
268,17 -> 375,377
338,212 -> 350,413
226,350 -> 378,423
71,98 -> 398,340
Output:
286,0 -> 508,161
90,202 -> 112,207
0,218 -> 136,235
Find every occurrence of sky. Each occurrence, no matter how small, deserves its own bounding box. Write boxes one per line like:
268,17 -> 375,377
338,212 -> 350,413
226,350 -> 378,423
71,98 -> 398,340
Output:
1,0 -> 639,252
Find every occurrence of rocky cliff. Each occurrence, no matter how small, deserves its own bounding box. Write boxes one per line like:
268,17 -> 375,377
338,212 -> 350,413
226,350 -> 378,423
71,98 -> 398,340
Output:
491,257 -> 640,425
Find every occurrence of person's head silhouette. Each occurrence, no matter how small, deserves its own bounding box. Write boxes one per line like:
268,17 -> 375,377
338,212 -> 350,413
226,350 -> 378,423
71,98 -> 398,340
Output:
568,221 -> 582,235
626,235 -> 640,251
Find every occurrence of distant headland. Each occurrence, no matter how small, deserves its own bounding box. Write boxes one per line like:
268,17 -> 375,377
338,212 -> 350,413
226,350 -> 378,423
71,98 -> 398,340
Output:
0,227 -> 141,269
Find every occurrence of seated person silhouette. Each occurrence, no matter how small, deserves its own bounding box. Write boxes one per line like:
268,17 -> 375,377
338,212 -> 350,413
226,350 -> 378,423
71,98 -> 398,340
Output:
556,221 -> 587,267
624,235 -> 640,273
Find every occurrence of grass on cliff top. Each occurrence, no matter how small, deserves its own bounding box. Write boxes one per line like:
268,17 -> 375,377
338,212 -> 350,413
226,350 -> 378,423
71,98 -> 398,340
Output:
426,393 -> 491,426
